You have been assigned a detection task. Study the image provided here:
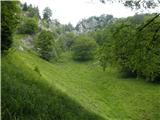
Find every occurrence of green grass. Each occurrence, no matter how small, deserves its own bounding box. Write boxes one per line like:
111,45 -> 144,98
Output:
1,51 -> 104,120
2,50 -> 160,120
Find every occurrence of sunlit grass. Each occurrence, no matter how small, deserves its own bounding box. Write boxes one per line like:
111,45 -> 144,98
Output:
1,51 -> 104,120
2,50 -> 160,120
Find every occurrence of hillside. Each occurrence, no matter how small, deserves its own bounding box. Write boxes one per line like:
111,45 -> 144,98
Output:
1,50 -> 105,120
2,50 -> 160,120
1,1 -> 160,120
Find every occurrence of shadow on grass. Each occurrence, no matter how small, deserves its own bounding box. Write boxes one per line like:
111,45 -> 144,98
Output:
1,55 -> 105,120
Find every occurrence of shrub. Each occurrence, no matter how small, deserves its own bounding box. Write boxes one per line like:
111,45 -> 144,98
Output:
18,17 -> 38,35
72,35 -> 97,61
35,30 -> 55,61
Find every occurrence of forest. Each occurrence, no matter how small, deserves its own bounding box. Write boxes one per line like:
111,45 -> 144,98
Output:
1,0 -> 160,120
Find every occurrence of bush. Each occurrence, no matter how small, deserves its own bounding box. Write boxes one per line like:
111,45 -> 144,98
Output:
72,35 -> 97,61
18,17 -> 38,35
35,30 -> 55,61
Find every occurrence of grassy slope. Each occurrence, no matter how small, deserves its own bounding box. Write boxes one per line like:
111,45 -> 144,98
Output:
2,50 -> 160,120
1,51 -> 104,120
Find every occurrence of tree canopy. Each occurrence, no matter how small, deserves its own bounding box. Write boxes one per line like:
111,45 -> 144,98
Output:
100,0 -> 160,10
1,1 -> 20,52
43,7 -> 52,22
97,13 -> 160,81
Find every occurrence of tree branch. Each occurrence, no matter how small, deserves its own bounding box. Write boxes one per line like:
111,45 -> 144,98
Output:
138,13 -> 160,31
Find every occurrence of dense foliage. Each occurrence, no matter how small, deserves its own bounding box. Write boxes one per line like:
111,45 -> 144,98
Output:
98,14 -> 160,81
43,7 -> 52,23
1,1 -> 20,52
27,5 -> 40,18
18,17 -> 38,35
35,30 -> 56,61
72,35 -> 97,61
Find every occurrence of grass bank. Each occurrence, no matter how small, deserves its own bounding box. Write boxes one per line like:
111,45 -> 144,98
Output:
2,50 -> 160,120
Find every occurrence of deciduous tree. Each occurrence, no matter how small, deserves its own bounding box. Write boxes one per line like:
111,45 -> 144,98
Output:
1,1 -> 20,52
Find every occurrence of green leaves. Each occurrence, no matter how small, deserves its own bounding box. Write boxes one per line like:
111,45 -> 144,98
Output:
35,30 -> 55,61
18,17 -> 38,35
98,14 -> 160,81
1,1 -> 20,52
43,7 -> 52,22
72,35 -> 97,61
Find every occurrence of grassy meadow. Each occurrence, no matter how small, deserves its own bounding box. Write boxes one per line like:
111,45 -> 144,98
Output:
2,50 -> 160,120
